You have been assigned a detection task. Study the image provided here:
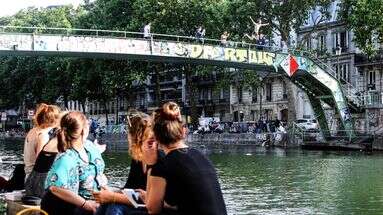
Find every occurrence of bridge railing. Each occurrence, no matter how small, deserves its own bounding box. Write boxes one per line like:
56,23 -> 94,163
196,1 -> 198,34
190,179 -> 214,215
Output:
0,25 -> 282,52
288,48 -> 363,107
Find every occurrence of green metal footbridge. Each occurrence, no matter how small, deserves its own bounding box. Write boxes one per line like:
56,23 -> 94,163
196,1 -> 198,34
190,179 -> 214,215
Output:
0,26 -> 364,140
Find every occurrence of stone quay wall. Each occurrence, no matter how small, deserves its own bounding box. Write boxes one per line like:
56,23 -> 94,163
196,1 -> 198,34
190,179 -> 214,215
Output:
101,132 -> 294,151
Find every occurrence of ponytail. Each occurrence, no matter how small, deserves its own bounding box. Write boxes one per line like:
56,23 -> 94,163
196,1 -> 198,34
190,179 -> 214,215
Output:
58,111 -> 87,152
57,128 -> 68,153
127,111 -> 152,161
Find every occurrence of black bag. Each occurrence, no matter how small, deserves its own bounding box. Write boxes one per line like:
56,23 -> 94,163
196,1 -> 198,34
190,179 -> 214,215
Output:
4,164 -> 25,192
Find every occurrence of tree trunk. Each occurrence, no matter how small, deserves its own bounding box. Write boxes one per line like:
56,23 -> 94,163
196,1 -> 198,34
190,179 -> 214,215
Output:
154,64 -> 161,107
103,102 -> 109,126
115,97 -> 119,125
283,76 -> 297,125
185,65 -> 198,128
125,86 -> 134,111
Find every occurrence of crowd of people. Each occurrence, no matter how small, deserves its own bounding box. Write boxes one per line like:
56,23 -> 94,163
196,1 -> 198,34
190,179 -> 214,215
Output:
1,102 -> 227,215
192,119 -> 286,134
0,129 -> 26,138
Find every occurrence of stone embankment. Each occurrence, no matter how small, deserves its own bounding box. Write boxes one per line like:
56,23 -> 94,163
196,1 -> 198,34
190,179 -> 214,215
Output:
101,132 -> 294,151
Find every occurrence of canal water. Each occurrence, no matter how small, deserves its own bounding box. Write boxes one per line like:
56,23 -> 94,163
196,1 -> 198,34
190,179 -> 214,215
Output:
1,138 -> 383,215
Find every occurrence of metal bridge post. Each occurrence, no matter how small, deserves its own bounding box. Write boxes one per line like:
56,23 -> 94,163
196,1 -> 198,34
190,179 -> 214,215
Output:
247,45 -> 250,63
150,35 -> 154,55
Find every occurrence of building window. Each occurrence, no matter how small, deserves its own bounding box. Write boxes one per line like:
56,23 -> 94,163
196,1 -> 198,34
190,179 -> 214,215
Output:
207,88 -> 212,101
220,110 -> 225,120
199,89 -> 204,100
119,99 -> 125,111
282,81 -> 287,99
238,86 -> 243,103
334,63 -> 350,83
251,110 -> 256,121
305,37 -> 312,50
252,87 -> 257,103
368,70 -> 376,90
266,83 -> 272,102
110,102 -> 115,114
264,109 -> 272,121
318,34 -> 326,52
333,31 -> 349,53
220,88 -> 224,99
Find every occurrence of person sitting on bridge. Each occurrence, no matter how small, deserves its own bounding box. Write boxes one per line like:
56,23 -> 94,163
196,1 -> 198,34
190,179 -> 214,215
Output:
220,31 -> 230,47
256,34 -> 267,50
195,26 -> 206,44
143,22 -> 151,39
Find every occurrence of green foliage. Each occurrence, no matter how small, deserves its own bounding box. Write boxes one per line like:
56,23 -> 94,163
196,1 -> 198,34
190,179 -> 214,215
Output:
341,0 -> 383,56
0,0 -> 335,113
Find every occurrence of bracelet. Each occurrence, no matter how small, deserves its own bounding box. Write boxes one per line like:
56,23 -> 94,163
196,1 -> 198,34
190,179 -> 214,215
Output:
112,193 -> 116,204
81,199 -> 87,208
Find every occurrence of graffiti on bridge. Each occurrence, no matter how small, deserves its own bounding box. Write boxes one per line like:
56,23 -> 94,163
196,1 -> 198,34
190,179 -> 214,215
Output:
0,34 -> 276,66
0,34 -> 32,50
153,41 -> 275,65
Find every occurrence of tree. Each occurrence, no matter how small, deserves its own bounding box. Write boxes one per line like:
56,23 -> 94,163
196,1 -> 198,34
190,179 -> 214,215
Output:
0,6 -> 79,110
341,0 -> 383,56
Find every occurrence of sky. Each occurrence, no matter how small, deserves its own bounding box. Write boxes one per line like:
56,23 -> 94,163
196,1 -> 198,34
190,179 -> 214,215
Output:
0,0 -> 84,17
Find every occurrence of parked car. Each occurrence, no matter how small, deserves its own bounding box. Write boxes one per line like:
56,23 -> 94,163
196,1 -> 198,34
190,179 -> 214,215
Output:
295,119 -> 318,130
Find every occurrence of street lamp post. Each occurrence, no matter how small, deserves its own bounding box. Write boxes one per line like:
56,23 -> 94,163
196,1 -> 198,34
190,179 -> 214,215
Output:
259,77 -> 263,121
335,45 -> 342,80
335,45 -> 346,134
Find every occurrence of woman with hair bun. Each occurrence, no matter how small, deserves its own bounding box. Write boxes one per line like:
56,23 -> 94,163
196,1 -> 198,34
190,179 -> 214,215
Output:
141,102 -> 227,215
41,111 -> 107,215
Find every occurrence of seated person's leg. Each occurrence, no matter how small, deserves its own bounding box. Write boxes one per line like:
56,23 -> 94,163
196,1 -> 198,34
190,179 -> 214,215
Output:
106,204 -> 148,215
41,191 -> 76,215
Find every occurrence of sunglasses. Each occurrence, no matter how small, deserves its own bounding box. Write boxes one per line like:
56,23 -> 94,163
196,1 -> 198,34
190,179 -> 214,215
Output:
127,113 -> 150,128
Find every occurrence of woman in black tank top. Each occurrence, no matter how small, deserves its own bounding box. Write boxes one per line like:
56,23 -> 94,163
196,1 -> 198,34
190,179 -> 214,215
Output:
25,128 -> 59,198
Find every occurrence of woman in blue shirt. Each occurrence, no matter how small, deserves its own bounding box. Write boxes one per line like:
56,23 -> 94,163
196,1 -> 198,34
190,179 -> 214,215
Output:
41,111 -> 107,215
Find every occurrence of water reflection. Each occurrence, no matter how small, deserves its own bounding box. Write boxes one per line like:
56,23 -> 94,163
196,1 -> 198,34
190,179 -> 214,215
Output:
2,139 -> 383,215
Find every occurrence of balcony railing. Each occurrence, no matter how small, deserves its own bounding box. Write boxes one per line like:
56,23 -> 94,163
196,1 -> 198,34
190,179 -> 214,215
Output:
363,91 -> 383,108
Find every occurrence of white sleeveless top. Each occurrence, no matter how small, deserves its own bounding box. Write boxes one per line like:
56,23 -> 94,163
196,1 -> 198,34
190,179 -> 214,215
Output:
23,127 -> 41,177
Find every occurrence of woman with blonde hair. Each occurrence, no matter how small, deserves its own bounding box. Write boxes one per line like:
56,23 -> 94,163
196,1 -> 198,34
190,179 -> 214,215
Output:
94,110 -> 159,215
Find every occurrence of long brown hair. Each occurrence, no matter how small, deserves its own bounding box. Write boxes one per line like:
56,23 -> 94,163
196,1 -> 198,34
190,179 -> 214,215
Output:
57,111 -> 88,153
153,102 -> 184,146
36,104 -> 61,129
127,110 -> 152,161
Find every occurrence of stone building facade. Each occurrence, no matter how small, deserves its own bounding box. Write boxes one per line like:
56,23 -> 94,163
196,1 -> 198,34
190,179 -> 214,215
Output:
296,0 -> 383,133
